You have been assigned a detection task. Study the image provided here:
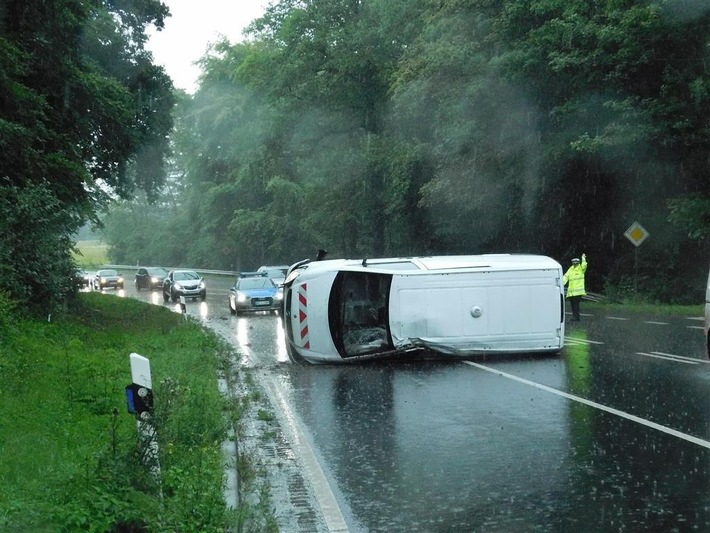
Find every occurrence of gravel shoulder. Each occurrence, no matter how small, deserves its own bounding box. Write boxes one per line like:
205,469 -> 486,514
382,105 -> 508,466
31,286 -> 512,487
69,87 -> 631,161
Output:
208,317 -> 333,533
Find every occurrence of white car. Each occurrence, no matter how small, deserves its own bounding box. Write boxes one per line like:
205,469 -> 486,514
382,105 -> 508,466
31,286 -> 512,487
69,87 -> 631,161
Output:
282,254 -> 565,364
162,270 -> 206,302
256,265 -> 290,288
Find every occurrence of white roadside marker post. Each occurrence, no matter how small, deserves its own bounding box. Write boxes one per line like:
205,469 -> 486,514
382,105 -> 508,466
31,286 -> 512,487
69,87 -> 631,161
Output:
126,353 -> 161,483
179,295 -> 187,318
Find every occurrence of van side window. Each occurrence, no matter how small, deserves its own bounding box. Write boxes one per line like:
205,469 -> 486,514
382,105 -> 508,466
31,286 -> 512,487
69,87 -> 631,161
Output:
329,271 -> 394,357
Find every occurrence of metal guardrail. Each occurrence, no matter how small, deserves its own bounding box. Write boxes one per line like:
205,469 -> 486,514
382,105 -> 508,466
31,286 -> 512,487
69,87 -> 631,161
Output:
105,266 -> 609,300
104,265 -> 238,277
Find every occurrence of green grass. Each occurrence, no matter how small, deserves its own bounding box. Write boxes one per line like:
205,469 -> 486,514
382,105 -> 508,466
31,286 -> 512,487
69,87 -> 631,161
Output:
585,299 -> 703,316
0,292 -> 273,532
73,239 -> 109,267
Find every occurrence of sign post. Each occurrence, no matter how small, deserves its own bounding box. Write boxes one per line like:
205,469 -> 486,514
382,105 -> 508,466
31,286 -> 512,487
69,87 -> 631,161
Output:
624,222 -> 650,293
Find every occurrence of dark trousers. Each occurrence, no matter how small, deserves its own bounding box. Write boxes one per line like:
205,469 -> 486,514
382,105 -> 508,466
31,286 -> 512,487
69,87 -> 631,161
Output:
569,296 -> 581,321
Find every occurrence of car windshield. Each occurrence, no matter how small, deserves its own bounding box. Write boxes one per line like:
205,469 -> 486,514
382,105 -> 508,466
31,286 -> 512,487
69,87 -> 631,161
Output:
174,271 -> 200,281
264,268 -> 287,278
147,268 -> 167,276
99,270 -> 117,276
238,278 -> 274,290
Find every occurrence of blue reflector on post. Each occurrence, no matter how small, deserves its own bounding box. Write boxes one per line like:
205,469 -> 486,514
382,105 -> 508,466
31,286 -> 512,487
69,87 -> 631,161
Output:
125,384 -> 137,414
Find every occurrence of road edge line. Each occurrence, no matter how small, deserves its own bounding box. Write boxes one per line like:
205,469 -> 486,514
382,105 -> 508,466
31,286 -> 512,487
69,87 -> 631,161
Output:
263,374 -> 350,532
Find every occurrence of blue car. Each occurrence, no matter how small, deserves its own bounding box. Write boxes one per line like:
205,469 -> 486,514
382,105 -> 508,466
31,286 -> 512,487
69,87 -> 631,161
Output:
228,272 -> 282,315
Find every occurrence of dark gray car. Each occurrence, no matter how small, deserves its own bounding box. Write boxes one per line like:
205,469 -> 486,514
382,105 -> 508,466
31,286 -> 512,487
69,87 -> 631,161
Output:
135,266 -> 168,291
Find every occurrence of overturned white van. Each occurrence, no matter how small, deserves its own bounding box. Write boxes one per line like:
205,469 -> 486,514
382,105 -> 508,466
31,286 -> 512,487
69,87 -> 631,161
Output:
282,254 -> 565,364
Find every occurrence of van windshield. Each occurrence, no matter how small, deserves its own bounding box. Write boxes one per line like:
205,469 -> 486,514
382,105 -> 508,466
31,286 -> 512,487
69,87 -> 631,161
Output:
328,271 -> 394,357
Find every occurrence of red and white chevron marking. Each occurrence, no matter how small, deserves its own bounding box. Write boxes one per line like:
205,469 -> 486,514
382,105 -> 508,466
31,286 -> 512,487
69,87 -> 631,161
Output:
298,283 -> 310,349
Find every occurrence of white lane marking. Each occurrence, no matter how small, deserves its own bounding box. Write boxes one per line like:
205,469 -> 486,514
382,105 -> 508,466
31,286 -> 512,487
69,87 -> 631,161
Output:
644,321 -> 669,325
606,316 -> 629,321
564,340 -> 589,346
687,316 -> 704,322
636,352 -> 699,365
463,361 -> 710,450
687,325 -> 704,330
650,351 -> 710,365
264,375 -> 350,533
564,337 -> 605,345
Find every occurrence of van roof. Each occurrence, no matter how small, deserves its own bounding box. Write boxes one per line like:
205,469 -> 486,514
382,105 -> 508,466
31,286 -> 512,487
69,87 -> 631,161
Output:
301,254 -> 560,274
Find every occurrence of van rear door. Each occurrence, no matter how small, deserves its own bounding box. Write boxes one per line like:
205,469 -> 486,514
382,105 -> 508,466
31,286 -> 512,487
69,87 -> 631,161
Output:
328,270 -> 395,357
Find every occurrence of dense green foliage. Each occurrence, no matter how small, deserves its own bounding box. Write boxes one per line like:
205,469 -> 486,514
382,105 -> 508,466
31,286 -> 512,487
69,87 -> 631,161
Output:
0,291 -> 274,531
103,0 -> 710,302
0,0 -> 175,310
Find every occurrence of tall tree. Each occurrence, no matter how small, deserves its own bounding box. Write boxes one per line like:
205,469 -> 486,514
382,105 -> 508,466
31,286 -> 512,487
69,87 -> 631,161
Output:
391,1 -> 542,253
245,0 -> 426,257
0,0 -> 174,308
104,0 -> 710,302
495,0 -> 710,295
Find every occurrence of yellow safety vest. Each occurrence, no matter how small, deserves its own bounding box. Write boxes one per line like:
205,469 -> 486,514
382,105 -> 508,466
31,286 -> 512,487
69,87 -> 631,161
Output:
563,259 -> 587,298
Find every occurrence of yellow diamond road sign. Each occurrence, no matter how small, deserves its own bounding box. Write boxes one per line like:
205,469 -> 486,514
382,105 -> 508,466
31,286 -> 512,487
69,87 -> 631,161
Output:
624,221 -> 649,247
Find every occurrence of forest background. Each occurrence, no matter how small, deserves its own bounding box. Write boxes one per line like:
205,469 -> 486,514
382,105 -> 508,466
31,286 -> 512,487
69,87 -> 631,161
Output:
4,0 -> 710,311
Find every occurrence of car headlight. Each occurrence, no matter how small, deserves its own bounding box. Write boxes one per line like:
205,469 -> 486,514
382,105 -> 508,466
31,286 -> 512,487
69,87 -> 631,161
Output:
237,292 -> 247,302
174,282 -> 183,290
118,277 -> 124,282
199,281 -> 206,289
151,277 -> 159,283
275,292 -> 283,300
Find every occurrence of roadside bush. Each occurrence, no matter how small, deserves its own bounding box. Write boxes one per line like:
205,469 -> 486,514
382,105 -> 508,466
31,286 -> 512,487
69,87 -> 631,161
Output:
0,181 -> 81,312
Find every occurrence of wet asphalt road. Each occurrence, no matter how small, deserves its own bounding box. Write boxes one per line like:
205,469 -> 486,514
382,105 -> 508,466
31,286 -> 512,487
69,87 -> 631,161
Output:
104,273 -> 710,532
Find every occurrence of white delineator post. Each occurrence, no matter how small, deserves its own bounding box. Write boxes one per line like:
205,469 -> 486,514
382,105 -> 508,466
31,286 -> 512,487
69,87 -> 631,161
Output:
129,353 -> 161,481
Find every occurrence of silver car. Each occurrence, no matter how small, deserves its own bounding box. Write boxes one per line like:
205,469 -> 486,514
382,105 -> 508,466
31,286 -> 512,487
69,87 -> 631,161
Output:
94,269 -> 124,290
162,270 -> 206,302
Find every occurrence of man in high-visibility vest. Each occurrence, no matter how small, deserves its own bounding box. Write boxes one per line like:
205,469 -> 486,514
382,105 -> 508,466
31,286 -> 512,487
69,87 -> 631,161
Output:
563,253 -> 587,322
